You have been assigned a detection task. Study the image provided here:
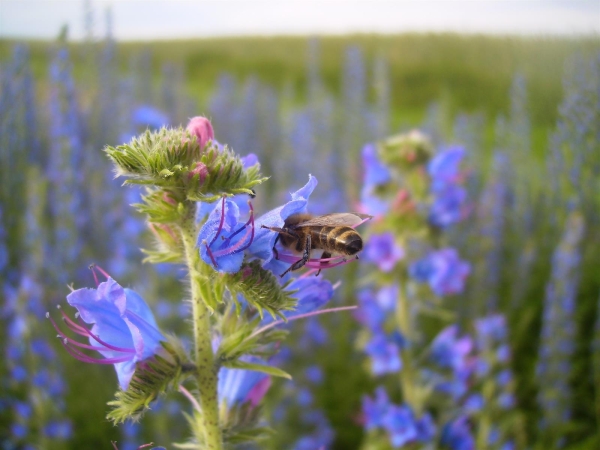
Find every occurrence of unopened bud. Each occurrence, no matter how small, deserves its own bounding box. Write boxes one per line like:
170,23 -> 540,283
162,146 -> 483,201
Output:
186,116 -> 215,150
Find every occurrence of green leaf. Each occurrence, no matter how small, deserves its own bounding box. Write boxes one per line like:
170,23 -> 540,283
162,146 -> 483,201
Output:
223,360 -> 292,380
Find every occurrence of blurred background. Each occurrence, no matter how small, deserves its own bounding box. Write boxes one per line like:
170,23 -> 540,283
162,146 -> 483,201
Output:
1,0 -> 599,449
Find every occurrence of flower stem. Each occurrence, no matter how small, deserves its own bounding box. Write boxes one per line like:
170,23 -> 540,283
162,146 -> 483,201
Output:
179,202 -> 222,450
395,271 -> 421,415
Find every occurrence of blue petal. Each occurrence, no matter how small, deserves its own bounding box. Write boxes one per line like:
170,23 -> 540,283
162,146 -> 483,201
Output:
113,360 -> 137,391
124,289 -> 161,329
250,175 -> 318,264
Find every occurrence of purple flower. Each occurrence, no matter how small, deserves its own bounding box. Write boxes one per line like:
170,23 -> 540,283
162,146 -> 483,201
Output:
441,416 -> 475,450
49,277 -> 165,390
383,404 -> 418,448
362,232 -> 404,272
218,357 -> 271,408
429,185 -> 468,228
431,325 -> 473,371
362,387 -> 391,430
428,146 -> 465,192
409,248 -> 470,296
365,332 -> 402,375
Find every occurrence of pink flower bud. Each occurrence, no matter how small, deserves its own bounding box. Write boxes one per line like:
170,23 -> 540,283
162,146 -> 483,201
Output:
188,161 -> 209,185
186,116 -> 215,149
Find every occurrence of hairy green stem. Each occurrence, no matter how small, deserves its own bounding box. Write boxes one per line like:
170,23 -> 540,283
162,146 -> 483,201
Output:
179,202 -> 222,450
395,272 -> 422,416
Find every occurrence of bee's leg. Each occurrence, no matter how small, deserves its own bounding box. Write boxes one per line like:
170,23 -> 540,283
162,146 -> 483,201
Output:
280,234 -> 311,277
272,234 -> 280,259
315,251 -> 331,276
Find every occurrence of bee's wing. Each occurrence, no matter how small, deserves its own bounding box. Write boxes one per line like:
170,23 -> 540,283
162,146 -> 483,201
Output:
295,212 -> 372,228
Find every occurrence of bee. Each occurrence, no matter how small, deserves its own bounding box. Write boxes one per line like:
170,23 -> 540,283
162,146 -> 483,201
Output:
261,212 -> 372,277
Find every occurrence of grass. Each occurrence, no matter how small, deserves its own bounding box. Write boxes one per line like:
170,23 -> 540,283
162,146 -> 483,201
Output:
2,33 -> 598,133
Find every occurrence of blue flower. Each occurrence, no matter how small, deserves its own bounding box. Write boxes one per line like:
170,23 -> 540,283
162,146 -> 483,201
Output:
359,143 -> 392,216
131,105 -> 169,129
474,314 -> 507,345
50,277 -> 165,390
383,404 -> 418,448
362,232 -> 404,272
43,420 -> 72,439
429,185 -> 468,228
197,198 -> 254,273
362,142 -> 391,187
198,176 -> 319,274
305,365 -> 324,384
431,325 -> 473,371
464,393 -> 484,413
218,357 -> 271,408
416,412 -> 436,442
409,248 -> 470,296
428,146 -> 465,192
354,289 -> 387,331
249,175 -> 318,265
365,332 -> 402,375
362,387 -> 391,430
441,416 -> 475,450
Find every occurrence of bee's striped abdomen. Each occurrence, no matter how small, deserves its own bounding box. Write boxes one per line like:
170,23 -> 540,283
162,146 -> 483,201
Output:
311,226 -> 363,256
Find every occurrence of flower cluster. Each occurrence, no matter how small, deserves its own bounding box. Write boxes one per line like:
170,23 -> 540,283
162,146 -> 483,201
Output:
362,388 -> 436,448
49,116 -> 358,448
355,131 -> 480,449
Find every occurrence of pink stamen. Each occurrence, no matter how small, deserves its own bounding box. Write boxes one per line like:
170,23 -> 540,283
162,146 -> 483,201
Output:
75,315 -> 135,354
95,265 -> 111,279
60,340 -> 132,364
210,196 -> 227,246
89,264 -> 99,286
249,306 -> 357,339
62,337 -> 105,352
51,310 -> 135,355
59,310 -> 90,336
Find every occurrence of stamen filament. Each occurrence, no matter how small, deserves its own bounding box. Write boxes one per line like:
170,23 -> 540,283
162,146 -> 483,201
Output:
204,240 -> 219,268
61,341 -> 132,364
213,212 -> 254,257
76,316 -> 136,353
210,196 -> 227,246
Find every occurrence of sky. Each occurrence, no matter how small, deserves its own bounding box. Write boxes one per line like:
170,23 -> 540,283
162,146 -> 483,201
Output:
1,0 -> 599,41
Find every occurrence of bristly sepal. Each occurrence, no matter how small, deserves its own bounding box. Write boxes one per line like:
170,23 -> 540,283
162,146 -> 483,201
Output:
104,127 -> 267,201
223,261 -> 297,319
216,310 -> 288,367
106,337 -> 190,424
